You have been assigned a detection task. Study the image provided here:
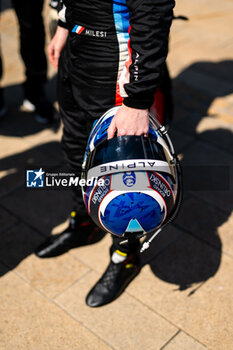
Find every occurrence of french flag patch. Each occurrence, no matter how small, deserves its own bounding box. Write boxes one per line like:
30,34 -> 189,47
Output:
72,25 -> 85,35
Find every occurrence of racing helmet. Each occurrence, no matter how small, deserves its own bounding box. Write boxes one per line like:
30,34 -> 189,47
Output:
81,106 -> 182,240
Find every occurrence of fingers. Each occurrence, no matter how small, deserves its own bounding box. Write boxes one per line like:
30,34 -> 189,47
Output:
48,42 -> 60,69
135,127 -> 149,137
107,106 -> 149,139
48,45 -> 53,65
117,127 -> 129,136
48,45 -> 56,68
49,50 -> 60,69
53,49 -> 60,69
107,119 -> 117,140
108,126 -> 148,138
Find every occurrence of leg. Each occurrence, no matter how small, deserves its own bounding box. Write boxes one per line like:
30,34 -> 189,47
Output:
86,234 -> 140,307
11,0 -> 47,98
12,0 -> 55,123
35,50 -> 105,258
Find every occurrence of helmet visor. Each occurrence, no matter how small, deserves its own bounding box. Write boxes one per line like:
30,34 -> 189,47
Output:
88,135 -> 167,169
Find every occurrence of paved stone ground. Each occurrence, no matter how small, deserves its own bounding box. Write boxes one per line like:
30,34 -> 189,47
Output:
0,1 -> 233,349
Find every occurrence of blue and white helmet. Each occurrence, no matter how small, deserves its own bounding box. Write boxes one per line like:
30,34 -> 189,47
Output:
82,106 -> 181,239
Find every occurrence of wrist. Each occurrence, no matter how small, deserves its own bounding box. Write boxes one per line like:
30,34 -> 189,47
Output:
123,95 -> 153,110
122,103 -> 148,113
57,19 -> 68,29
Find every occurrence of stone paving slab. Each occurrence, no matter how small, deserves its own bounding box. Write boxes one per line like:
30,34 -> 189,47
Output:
176,140 -> 233,212
166,128 -> 195,153
174,0 -> 233,18
0,222 -> 45,276
69,234 -> 112,274
196,116 -> 233,153
129,232 -> 221,296
0,267 -> 112,350
70,225 -> 184,272
15,254 -> 90,299
162,331 -> 207,350
1,187 -> 73,236
0,142 -> 63,199
0,112 -> 62,152
22,125 -> 62,149
126,242 -> 233,350
174,112 -> 233,154
171,81 -> 211,124
171,74 -> 233,125
56,270 -> 178,350
0,135 -> 32,159
175,68 -> 232,99
0,205 -> 19,234
168,2 -> 233,76
174,196 -> 233,257
208,94 -> 233,121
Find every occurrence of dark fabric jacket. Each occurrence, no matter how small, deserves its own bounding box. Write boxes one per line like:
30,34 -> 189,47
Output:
57,0 -> 175,109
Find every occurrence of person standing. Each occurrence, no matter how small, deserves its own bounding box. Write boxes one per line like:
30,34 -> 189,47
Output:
35,0 -> 175,307
11,0 -> 55,123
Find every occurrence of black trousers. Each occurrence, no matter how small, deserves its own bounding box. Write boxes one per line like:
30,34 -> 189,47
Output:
11,0 -> 47,98
57,38 -> 140,254
57,37 -> 118,215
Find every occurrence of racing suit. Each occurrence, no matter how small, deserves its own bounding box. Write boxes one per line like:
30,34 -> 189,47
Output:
56,0 -> 175,249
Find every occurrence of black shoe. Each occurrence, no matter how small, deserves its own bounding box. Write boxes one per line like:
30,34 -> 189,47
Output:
86,250 -> 140,307
35,212 -> 105,258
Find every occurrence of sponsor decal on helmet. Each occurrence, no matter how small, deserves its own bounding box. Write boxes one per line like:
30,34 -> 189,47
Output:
87,159 -> 172,179
123,172 -> 136,187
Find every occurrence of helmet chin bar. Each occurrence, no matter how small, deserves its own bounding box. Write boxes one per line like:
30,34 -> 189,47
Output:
119,229 -> 161,248
118,231 -> 146,245
119,116 -> 183,253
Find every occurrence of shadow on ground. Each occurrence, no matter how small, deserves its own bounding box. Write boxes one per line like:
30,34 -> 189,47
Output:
0,76 -> 58,137
141,60 -> 233,292
0,0 -> 12,12
0,140 -> 73,277
0,61 -> 232,292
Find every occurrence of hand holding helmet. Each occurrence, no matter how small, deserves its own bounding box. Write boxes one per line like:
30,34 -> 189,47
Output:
82,106 -> 182,248
107,104 -> 149,139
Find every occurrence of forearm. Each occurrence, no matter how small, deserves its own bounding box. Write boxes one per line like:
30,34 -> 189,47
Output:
124,0 -> 175,109
48,25 -> 68,68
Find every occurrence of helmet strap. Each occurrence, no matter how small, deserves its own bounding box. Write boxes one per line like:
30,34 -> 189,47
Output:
119,231 -> 145,246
